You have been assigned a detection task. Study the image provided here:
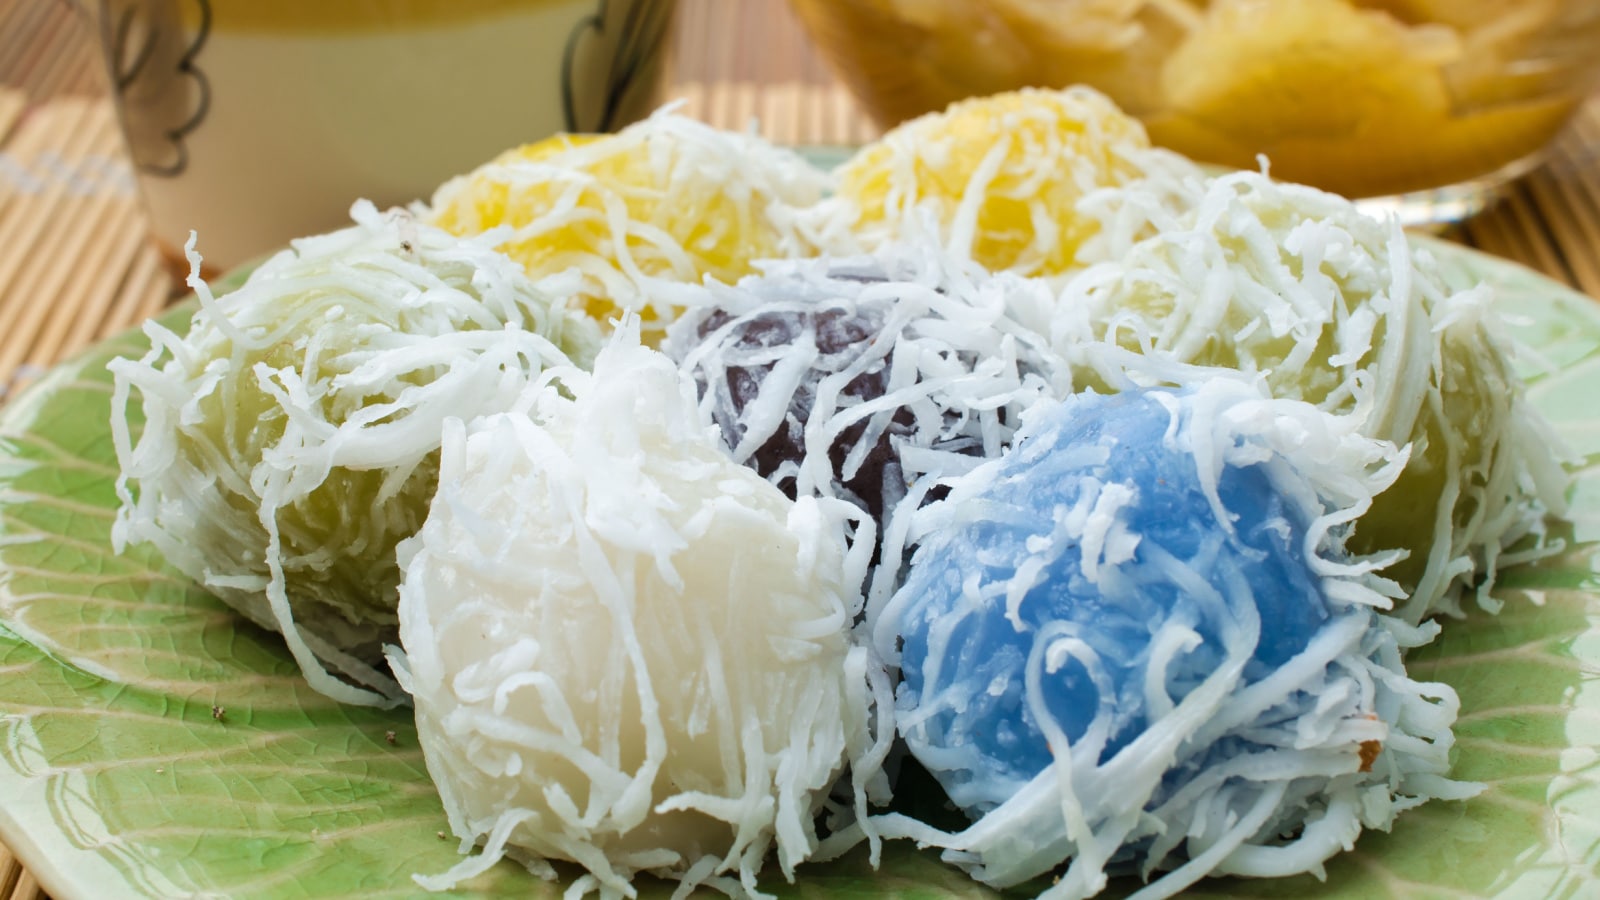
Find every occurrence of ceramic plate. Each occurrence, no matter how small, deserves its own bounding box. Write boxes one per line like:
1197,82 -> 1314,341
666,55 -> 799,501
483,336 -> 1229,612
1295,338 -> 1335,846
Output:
1,238 -> 1598,899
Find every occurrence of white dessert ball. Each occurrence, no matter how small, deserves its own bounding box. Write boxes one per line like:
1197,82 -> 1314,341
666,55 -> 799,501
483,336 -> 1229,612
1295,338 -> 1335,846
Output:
392,331 -> 878,896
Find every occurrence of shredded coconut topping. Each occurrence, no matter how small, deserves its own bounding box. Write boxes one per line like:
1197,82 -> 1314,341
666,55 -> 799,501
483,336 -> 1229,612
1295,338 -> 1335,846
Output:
427,108 -> 835,336
813,86 -> 1207,279
874,380 -> 1476,899
662,243 -> 1071,612
391,326 -> 888,897
110,201 -> 594,707
1051,170 -> 1569,622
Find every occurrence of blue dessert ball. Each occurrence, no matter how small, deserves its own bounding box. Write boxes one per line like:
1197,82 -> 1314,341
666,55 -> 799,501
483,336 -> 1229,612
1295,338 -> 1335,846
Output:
888,386 -> 1334,816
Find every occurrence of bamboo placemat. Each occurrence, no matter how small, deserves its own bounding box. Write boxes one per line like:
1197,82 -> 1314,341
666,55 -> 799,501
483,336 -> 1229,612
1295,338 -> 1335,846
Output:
0,90 -> 174,402
0,851 -> 37,900
2,1 -> 1600,898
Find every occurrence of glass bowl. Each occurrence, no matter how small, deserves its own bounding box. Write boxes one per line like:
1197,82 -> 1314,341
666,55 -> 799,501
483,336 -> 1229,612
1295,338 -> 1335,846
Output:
789,0 -> 1600,223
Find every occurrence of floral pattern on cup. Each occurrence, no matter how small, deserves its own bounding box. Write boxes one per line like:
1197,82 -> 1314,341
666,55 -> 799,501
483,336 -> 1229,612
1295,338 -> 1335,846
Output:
100,0 -> 211,178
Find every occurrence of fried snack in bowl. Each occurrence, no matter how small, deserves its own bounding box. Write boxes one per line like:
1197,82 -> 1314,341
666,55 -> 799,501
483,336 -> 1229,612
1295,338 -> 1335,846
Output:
791,0 -> 1600,213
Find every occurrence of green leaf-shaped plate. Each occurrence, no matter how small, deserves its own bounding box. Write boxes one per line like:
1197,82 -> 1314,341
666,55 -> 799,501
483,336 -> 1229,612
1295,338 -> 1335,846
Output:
1,238 -> 1598,899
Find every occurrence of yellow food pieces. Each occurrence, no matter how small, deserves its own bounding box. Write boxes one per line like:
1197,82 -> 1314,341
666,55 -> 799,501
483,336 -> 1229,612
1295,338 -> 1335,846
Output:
798,0 -> 1589,200
835,87 -> 1154,276
1149,0 -> 1575,197
1351,0 -> 1559,34
789,0 -> 1187,128
1161,0 -> 1461,148
428,118 -> 827,335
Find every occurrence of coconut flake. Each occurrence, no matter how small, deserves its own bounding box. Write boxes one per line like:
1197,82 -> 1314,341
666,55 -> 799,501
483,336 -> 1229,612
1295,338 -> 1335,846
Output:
110,201 -> 595,706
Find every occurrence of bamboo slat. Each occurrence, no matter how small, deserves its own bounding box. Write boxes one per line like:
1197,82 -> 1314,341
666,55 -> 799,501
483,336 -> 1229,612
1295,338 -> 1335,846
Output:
0,88 -> 24,142
4,872 -> 37,900
0,845 -> 19,900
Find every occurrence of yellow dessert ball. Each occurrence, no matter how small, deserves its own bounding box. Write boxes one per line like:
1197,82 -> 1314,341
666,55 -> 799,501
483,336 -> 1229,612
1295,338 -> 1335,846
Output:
428,113 -> 831,337
833,86 -> 1157,277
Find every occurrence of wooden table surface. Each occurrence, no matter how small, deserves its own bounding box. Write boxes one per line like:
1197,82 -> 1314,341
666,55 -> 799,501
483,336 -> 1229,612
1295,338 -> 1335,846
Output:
1,1 -> 1597,899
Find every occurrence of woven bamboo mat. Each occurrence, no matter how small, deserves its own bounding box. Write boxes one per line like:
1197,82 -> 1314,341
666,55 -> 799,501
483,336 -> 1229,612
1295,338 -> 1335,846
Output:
2,0 -> 1600,898
0,90 -> 175,401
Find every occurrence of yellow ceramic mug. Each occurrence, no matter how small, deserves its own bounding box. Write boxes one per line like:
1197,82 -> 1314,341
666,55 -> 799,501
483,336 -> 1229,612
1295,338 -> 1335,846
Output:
96,0 -> 676,272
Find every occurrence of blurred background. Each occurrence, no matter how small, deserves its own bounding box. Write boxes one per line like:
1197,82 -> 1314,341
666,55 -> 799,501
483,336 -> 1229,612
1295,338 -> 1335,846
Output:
793,0 -> 1600,208
0,0 -> 1596,389
0,2 -> 1598,898
0,0 -> 844,405
0,1 -> 863,382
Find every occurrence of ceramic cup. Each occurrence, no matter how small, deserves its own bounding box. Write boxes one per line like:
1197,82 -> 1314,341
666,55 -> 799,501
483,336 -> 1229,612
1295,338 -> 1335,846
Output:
94,0 -> 677,273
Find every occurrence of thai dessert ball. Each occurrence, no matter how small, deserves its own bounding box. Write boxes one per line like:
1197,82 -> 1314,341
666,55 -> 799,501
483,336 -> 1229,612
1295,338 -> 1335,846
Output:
826,87 -> 1186,277
1049,169 -> 1567,623
877,382 -> 1475,897
109,201 -> 597,707
899,390 -> 1330,810
663,247 -> 1068,568
392,331 -> 880,896
679,288 -> 912,520
427,109 -> 832,338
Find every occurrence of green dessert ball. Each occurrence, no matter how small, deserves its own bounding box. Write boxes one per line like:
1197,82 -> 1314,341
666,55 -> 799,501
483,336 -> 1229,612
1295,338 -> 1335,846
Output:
1052,171 -> 1566,623
110,201 -> 599,706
